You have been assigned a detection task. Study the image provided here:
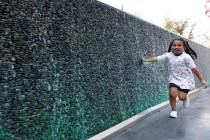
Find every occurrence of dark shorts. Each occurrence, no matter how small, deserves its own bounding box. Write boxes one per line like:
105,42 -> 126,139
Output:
169,83 -> 189,93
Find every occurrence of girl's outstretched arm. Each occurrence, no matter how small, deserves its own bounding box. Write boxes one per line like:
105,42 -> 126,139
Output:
139,56 -> 158,64
192,67 -> 208,88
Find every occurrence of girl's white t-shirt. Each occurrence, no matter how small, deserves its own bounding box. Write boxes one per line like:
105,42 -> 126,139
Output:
157,52 -> 196,90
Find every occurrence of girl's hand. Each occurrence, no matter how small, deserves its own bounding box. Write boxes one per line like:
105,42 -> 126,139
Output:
200,80 -> 208,89
139,57 -> 144,64
139,56 -> 158,64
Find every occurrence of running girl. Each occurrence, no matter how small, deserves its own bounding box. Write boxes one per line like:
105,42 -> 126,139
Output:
140,38 -> 208,118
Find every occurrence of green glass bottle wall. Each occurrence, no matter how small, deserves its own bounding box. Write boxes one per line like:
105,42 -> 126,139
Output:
1,0 -> 210,140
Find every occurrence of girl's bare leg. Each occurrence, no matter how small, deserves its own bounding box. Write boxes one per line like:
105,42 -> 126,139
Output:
169,87 -> 178,111
178,91 -> 187,101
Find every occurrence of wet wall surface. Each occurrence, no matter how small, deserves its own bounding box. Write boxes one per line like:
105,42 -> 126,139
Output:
0,0 -> 210,139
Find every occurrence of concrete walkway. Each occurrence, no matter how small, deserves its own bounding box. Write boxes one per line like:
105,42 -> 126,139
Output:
108,88 -> 210,140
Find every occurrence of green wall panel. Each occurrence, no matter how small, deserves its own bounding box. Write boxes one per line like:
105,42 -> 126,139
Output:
0,0 -> 210,140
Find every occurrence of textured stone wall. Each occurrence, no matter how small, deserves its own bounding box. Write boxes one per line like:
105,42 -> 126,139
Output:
1,0 -> 210,140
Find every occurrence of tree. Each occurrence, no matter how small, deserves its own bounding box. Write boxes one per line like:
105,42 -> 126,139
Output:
188,23 -> 196,39
164,18 -> 196,39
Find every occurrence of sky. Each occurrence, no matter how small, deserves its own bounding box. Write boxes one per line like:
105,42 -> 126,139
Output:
98,0 -> 210,43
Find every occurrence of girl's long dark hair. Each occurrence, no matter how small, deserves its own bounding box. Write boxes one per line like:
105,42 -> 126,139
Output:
168,38 -> 197,59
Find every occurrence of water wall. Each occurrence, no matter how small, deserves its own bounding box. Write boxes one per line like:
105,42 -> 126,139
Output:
1,0 -> 210,140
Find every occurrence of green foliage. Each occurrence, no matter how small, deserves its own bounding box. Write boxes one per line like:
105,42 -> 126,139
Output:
188,23 -> 196,39
164,18 -> 196,39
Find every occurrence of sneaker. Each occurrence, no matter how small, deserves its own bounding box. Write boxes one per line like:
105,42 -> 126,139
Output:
183,95 -> 190,108
169,111 -> 177,118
